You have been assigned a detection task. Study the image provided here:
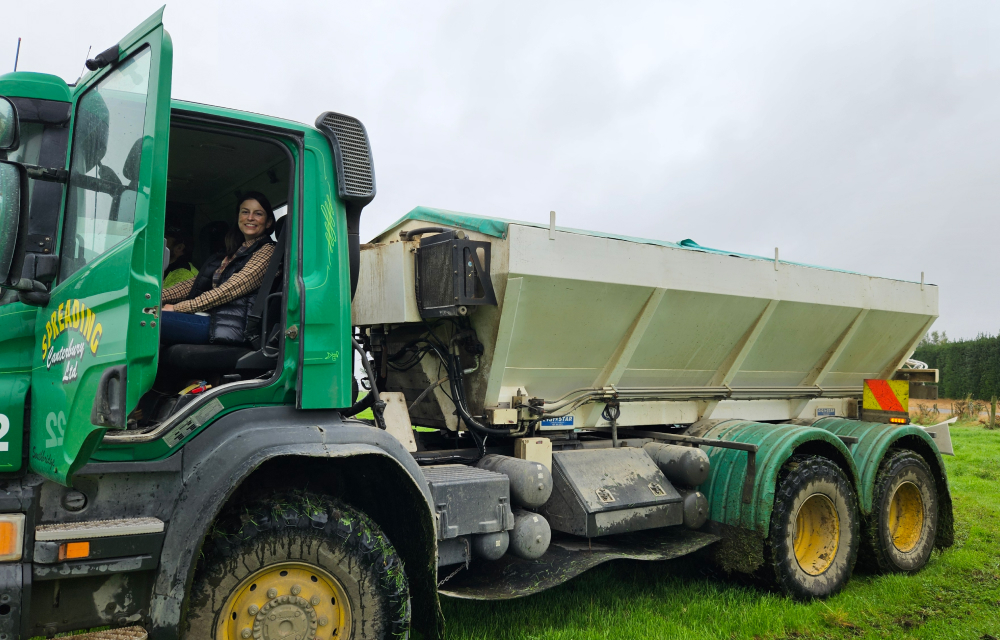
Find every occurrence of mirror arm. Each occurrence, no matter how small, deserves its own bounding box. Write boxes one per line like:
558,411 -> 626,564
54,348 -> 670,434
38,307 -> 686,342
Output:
23,164 -> 68,183
85,44 -> 121,71
4,279 -> 49,307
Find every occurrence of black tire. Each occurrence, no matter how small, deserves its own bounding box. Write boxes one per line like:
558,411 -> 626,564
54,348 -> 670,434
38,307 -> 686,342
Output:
864,450 -> 938,573
767,455 -> 859,599
186,494 -> 410,639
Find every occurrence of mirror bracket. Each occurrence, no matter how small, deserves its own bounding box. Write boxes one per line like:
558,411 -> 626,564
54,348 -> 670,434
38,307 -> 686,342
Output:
85,45 -> 121,72
23,164 -> 68,183
16,282 -> 49,307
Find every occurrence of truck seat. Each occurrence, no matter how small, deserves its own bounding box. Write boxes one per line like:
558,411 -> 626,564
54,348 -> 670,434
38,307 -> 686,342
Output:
159,216 -> 287,379
162,344 -> 252,372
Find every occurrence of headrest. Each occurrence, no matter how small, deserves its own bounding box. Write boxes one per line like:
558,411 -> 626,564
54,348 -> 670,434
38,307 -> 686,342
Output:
123,138 -> 143,183
273,215 -> 287,240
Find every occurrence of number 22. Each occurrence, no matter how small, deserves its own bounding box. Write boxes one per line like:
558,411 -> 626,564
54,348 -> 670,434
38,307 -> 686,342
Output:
45,412 -> 65,448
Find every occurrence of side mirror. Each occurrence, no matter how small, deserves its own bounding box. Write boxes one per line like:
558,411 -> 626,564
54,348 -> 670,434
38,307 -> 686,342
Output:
0,160 -> 25,284
0,98 -> 19,152
0,160 -> 46,305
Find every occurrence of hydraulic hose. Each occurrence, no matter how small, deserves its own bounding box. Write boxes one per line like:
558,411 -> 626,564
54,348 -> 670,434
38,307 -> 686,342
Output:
408,376 -> 448,413
448,353 -> 516,437
351,338 -> 386,429
340,388 -> 374,418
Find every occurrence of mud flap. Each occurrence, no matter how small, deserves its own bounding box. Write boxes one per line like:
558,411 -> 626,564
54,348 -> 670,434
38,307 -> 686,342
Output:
438,528 -> 718,600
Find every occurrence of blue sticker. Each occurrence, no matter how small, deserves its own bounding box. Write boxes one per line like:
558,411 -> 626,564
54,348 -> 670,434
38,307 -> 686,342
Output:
541,416 -> 574,427
816,407 -> 836,417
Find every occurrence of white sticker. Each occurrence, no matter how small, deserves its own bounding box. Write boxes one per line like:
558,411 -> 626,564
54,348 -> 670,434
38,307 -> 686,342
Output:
163,398 -> 224,447
0,414 -> 8,452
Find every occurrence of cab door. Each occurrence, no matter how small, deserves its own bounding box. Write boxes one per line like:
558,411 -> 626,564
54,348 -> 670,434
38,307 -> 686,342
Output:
30,9 -> 172,485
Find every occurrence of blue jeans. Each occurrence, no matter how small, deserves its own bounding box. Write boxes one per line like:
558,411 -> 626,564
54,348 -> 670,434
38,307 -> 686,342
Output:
160,311 -> 210,345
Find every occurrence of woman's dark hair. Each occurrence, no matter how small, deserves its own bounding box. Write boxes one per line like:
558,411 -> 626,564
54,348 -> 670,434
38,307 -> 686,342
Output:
225,191 -> 275,257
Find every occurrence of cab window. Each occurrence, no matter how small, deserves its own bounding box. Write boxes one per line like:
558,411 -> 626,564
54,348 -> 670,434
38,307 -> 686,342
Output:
59,47 -> 152,281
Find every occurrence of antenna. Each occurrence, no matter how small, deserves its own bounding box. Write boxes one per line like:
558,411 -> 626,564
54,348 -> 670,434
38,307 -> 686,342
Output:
13,38 -> 20,72
76,46 -> 92,84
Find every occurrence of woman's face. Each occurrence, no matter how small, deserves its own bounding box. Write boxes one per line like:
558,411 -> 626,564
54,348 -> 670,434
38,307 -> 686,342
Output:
238,198 -> 271,241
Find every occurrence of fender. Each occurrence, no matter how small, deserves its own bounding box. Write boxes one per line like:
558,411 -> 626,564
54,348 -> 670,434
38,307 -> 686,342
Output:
811,417 -> 954,548
138,405 -> 441,640
696,420 -> 860,534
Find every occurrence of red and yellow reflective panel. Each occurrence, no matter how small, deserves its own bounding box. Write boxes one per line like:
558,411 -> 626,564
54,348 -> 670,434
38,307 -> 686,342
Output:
863,379 -> 909,413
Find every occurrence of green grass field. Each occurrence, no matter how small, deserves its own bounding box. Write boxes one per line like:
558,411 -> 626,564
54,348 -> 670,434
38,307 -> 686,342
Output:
440,422 -> 1000,639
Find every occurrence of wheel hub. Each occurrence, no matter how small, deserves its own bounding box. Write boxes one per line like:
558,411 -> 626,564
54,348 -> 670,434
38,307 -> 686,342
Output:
218,561 -> 352,640
793,493 -> 840,576
888,481 -> 924,553
253,595 -> 317,640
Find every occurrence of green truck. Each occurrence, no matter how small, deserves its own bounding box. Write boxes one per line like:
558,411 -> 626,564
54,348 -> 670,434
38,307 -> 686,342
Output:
0,10 -> 953,640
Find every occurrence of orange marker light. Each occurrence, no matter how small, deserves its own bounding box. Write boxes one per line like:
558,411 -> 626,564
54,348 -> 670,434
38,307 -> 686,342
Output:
0,515 -> 25,562
890,417 -> 908,424
59,541 -> 90,561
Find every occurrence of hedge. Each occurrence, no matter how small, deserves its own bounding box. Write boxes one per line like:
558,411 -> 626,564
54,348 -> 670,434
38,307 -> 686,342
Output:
913,334 -> 1000,400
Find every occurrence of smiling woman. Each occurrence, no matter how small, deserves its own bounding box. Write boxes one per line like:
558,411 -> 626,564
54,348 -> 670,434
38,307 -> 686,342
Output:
158,191 -> 276,346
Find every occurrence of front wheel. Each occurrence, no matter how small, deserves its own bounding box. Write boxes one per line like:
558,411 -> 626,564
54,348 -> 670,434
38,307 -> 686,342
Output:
865,450 -> 938,573
767,455 -> 859,599
186,495 -> 410,639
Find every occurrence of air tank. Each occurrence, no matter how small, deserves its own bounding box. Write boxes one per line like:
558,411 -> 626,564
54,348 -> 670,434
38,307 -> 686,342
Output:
472,531 -> 509,561
642,442 -> 710,487
677,488 -> 709,529
509,509 -> 551,559
477,454 -> 553,508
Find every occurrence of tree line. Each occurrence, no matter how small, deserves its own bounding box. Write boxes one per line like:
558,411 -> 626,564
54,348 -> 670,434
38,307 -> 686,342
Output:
912,331 -> 1000,400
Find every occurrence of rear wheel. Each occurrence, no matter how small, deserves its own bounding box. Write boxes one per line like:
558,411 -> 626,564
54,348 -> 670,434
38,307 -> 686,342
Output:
865,450 -> 938,573
186,494 -> 410,639
767,455 -> 859,599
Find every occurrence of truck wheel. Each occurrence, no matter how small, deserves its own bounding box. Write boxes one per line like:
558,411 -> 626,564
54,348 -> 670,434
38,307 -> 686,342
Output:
865,450 -> 938,573
767,455 -> 859,599
186,495 -> 410,639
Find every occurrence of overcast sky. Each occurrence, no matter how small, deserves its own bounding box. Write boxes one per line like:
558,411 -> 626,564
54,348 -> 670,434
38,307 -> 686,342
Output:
5,1 -> 1000,339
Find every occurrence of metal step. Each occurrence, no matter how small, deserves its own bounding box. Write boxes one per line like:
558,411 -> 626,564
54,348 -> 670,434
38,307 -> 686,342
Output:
35,517 -> 164,541
63,627 -> 148,640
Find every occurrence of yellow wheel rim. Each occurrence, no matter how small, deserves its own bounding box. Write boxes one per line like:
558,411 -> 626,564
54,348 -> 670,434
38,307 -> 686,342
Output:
888,481 -> 924,553
216,561 -> 352,640
793,493 -> 840,576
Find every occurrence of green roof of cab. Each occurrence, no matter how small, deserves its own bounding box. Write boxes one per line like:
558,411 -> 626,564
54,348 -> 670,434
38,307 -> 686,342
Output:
171,99 -> 318,134
0,72 -> 72,102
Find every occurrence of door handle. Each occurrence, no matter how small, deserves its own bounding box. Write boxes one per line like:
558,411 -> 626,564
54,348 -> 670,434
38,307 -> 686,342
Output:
91,365 -> 128,429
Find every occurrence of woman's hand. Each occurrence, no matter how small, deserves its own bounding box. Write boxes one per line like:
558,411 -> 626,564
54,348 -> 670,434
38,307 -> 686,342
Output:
162,304 -> 175,312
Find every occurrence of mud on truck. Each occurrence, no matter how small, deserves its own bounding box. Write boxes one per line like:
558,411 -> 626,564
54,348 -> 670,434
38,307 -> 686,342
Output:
0,9 -> 953,640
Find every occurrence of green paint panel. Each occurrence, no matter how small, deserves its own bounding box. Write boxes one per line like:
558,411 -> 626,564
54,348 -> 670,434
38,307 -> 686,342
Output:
0,72 -> 71,102
0,304 -> 36,471
698,420 -> 858,534
298,133 -> 353,410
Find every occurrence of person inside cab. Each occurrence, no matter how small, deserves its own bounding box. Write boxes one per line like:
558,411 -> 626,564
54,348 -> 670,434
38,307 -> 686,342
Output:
162,224 -> 198,288
160,192 -> 276,345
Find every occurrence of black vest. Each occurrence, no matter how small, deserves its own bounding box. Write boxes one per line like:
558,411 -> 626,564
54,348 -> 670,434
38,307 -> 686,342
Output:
187,237 -> 274,346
